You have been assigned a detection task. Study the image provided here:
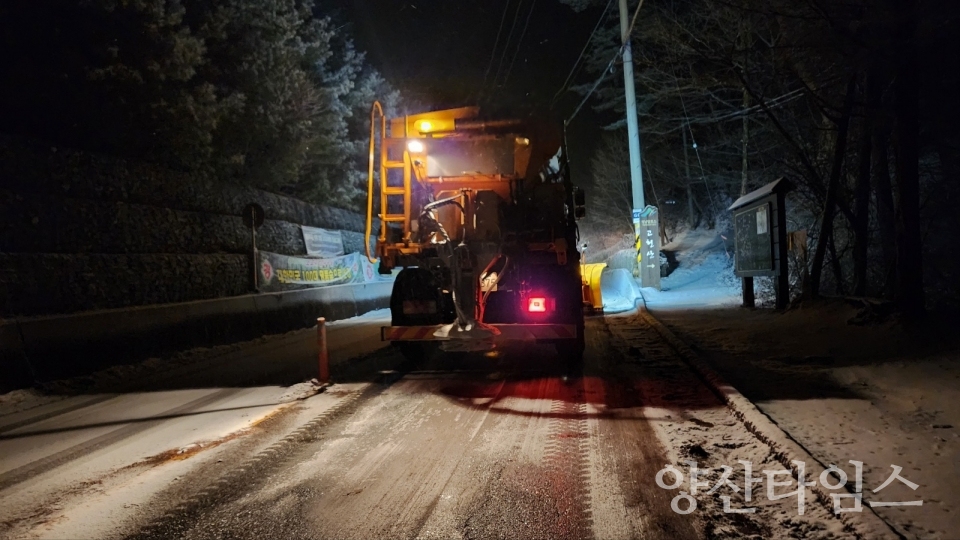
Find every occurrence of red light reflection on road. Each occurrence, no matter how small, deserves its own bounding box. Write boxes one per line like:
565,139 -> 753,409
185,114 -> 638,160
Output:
440,374 -> 721,418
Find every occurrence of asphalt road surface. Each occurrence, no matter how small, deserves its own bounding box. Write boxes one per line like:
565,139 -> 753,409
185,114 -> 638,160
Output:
2,312 -> 854,539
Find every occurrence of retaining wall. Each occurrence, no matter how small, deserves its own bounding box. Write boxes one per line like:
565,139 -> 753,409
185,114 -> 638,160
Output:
0,136 -> 373,317
0,136 -> 390,392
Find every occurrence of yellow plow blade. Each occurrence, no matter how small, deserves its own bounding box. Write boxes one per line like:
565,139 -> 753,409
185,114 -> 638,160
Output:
581,263 -> 606,312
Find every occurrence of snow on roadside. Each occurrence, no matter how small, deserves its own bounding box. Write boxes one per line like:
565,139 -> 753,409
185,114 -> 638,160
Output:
637,227 -> 960,536
278,381 -> 323,402
0,388 -> 66,417
652,298 -> 960,538
0,308 -> 390,418
591,228 -> 739,312
653,306 -> 960,538
642,249 -> 740,309
599,268 -> 643,313
326,307 -> 390,325
645,228 -> 740,309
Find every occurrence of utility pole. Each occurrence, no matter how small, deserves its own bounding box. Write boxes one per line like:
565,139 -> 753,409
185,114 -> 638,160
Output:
619,0 -> 644,212
620,0 -> 660,289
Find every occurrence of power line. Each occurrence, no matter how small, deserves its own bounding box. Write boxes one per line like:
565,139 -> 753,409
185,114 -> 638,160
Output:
501,0 -> 539,89
674,69 -> 721,217
626,0 -> 644,38
491,0 -> 527,90
481,0 -> 514,90
564,48 -> 620,127
552,0 -> 614,106
564,0 -> 646,126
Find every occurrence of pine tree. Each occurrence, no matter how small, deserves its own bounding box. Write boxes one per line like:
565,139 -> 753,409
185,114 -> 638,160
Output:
0,0 -> 404,211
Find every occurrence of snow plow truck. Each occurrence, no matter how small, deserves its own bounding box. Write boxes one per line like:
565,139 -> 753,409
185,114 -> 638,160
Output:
365,103 -> 600,364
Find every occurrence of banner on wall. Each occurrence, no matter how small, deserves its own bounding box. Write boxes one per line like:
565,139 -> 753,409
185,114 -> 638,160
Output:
259,251 -> 362,291
258,251 -> 397,291
301,226 -> 344,258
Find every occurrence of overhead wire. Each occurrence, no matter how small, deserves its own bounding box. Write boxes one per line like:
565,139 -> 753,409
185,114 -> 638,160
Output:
491,0 -> 527,92
481,0 -> 514,90
501,0 -> 539,88
552,0 -> 614,107
564,51 -> 619,127
564,0 -> 646,127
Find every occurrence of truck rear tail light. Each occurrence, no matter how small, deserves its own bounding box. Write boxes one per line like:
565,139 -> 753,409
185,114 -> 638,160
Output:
403,300 -> 437,315
527,297 -> 548,313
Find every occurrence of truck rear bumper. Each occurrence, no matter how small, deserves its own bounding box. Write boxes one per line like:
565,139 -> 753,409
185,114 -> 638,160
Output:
381,323 -> 577,342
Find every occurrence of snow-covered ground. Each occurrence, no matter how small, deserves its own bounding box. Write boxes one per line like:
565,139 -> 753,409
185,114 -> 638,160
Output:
0,309 -> 392,417
642,228 -> 741,309
635,228 -> 960,539
594,229 -> 740,313
0,309 -> 391,539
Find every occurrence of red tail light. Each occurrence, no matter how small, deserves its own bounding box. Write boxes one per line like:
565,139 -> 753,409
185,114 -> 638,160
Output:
527,297 -> 548,313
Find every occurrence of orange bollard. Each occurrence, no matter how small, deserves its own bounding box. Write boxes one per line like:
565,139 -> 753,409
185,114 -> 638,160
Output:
317,317 -> 329,385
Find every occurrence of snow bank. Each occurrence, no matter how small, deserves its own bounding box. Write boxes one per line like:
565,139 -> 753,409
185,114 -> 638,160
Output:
643,229 -> 740,310
326,308 -> 390,326
599,268 -> 642,313
642,250 -> 740,309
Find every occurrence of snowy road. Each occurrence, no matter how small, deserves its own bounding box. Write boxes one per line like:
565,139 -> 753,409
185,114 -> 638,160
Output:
2,310 -> 879,539
0,311 -> 397,539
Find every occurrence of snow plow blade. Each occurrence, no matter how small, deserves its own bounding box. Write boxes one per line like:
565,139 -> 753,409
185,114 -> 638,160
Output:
581,263 -> 606,312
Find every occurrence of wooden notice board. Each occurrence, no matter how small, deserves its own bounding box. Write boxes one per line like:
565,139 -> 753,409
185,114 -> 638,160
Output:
733,202 -> 775,276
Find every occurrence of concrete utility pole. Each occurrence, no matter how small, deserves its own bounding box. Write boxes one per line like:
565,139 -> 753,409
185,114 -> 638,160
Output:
619,0 -> 644,211
620,0 -> 659,291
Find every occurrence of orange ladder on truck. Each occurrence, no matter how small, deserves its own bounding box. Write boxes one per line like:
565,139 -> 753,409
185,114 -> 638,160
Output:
364,103 -> 483,266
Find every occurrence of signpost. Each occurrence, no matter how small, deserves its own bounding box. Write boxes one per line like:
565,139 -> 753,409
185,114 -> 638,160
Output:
633,205 -> 661,290
728,179 -> 792,309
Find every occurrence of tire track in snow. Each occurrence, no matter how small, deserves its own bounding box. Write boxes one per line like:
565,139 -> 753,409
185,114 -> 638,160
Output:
128,383 -> 382,540
0,388 -> 242,491
542,378 -> 594,539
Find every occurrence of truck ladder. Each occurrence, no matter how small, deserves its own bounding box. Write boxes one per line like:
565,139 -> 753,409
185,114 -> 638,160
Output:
366,101 -> 414,263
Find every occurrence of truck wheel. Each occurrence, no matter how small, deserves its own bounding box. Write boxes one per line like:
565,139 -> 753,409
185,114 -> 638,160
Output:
390,268 -> 445,364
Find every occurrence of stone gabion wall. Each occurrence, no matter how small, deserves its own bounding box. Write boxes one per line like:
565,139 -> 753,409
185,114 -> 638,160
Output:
0,136 -> 372,317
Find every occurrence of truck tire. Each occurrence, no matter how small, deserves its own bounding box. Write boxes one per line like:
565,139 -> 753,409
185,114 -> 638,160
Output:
390,268 -> 445,363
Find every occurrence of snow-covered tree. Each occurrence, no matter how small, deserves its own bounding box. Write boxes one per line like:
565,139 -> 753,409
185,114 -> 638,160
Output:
0,0 -> 403,210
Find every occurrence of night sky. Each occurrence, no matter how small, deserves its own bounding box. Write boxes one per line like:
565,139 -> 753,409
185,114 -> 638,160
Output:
333,0 -> 597,109
329,0 -> 609,180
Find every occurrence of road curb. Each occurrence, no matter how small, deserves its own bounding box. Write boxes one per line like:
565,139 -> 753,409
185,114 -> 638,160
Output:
636,305 -> 903,540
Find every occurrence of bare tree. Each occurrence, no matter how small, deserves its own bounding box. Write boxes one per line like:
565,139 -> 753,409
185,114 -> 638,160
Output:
555,0 -> 958,313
